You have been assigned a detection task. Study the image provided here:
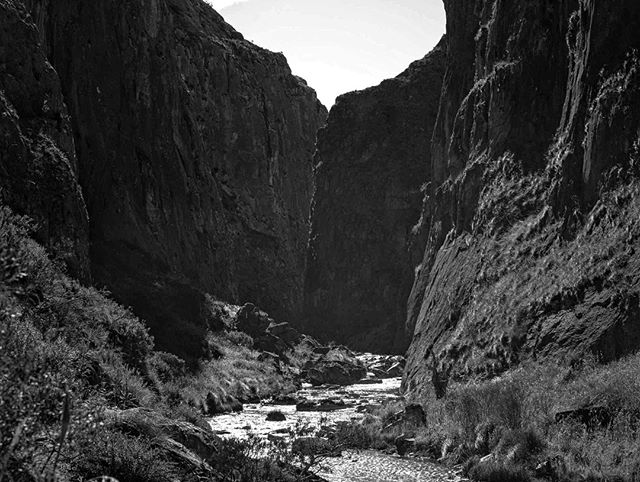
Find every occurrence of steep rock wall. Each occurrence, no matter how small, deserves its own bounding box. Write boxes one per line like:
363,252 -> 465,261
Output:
24,0 -> 326,358
0,0 -> 89,280
304,40 -> 446,353
404,0 -> 640,399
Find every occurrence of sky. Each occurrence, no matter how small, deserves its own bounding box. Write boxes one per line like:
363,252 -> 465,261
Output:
205,0 -> 445,107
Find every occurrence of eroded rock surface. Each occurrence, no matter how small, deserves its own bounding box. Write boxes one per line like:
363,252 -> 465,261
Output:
21,0 -> 326,359
304,39 -> 446,353
404,0 -> 640,398
0,0 -> 89,280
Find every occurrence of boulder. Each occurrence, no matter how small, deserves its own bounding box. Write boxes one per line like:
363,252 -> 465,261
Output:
266,410 -> 287,422
267,322 -> 302,345
383,404 -> 427,430
306,360 -> 367,386
236,303 -> 273,337
296,398 -> 351,412
271,394 -> 299,405
205,392 -> 243,415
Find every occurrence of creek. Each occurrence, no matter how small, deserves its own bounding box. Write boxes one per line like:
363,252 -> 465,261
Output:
209,354 -> 468,482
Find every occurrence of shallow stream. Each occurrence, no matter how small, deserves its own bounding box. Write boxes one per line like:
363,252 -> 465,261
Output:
209,355 -> 468,481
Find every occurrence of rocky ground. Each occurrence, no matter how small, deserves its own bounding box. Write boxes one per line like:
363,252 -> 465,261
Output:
210,374 -> 469,481
208,308 -> 467,481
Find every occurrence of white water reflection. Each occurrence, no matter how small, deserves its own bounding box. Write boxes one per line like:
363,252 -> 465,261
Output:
209,377 -> 403,440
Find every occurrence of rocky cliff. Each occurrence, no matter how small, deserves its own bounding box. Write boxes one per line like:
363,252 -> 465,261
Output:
1,0 -> 325,359
304,40 -> 446,353
404,0 -> 640,398
0,0 -> 89,280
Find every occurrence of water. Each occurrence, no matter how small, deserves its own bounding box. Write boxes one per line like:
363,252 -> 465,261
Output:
209,356 -> 468,481
209,377 -> 403,440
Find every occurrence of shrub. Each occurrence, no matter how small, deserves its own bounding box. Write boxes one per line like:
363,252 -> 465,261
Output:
209,436 -> 302,482
330,420 -> 384,450
98,355 -> 155,409
224,329 -> 254,348
0,312 -> 76,478
147,351 -> 186,384
73,429 -> 178,482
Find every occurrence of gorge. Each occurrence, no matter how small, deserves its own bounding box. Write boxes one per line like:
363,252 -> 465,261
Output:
3,0 -> 640,480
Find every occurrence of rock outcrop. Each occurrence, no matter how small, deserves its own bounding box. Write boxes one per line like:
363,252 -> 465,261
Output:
304,38 -> 446,352
0,0 -> 89,280
404,0 -> 640,398
16,0 -> 326,359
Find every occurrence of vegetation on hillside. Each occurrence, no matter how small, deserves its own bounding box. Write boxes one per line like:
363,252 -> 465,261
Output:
332,354 -> 640,481
0,206 -> 303,481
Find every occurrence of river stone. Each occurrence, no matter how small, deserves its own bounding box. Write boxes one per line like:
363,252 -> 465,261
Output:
205,392 -> 243,415
355,378 -> 383,385
266,410 -> 287,422
307,360 -> 367,386
271,394 -> 299,405
296,398 -> 351,412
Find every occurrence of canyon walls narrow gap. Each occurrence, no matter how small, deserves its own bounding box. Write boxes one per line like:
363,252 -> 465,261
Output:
300,0 -> 640,400
304,39 -> 446,353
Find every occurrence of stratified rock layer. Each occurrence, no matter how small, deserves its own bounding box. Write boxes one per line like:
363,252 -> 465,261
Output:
404,0 -> 640,398
24,0 -> 326,358
304,40 -> 446,353
0,0 -> 89,280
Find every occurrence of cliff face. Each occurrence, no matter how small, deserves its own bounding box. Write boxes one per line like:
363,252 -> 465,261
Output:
5,0 -> 326,359
0,0 -> 89,280
304,40 -> 446,353
404,0 -> 640,398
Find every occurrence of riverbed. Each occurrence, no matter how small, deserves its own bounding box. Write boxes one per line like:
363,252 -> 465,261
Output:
209,360 -> 469,482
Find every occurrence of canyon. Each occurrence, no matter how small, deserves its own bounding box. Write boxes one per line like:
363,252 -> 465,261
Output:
3,0 -> 640,416
305,0 -> 640,402
304,37 -> 446,353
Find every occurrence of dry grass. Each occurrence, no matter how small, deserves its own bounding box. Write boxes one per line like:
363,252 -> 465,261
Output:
420,357 -> 640,480
161,331 -> 296,413
329,354 -> 640,480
